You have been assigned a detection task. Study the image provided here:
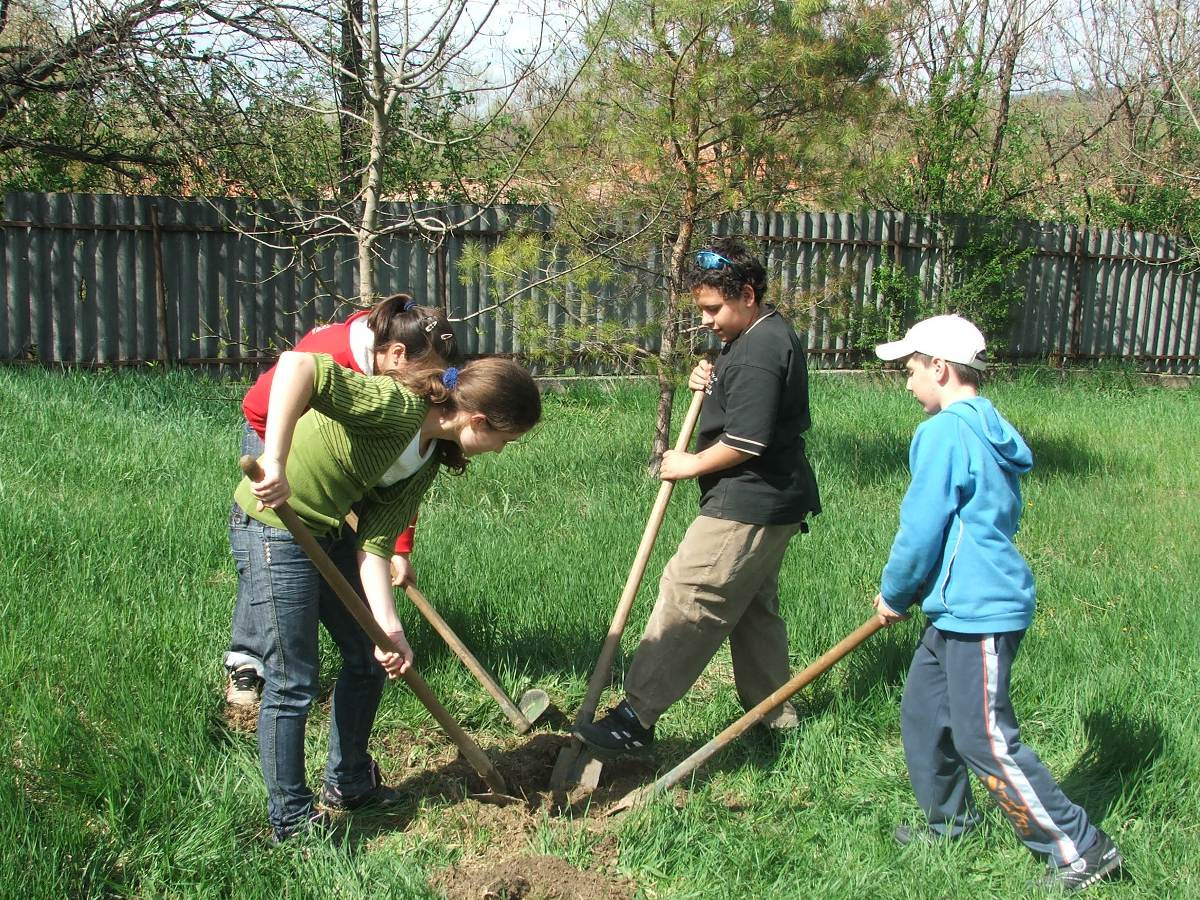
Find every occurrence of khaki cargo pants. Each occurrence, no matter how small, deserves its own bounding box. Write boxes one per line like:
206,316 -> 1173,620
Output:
624,514 -> 803,728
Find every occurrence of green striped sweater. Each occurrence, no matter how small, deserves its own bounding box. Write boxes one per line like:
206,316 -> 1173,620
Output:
233,353 -> 438,558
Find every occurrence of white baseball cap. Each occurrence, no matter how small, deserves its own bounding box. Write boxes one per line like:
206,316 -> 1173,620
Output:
875,314 -> 987,371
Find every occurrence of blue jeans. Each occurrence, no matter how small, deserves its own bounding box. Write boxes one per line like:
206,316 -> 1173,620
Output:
228,505 -> 386,833
225,423 -> 267,675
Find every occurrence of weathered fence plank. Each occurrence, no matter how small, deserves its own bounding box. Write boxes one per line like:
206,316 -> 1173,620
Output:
1,192 -> 1196,374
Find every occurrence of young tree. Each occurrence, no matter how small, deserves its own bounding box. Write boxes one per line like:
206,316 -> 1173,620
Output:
150,0 -> 579,302
466,0 -> 892,464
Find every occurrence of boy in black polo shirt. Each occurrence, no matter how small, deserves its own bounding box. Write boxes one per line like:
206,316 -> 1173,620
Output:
575,237 -> 821,753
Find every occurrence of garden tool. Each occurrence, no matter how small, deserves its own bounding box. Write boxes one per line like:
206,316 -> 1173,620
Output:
405,584 -> 551,734
550,388 -> 705,795
607,615 -> 884,815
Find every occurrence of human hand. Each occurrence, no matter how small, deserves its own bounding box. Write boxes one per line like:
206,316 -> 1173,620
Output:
873,593 -> 909,627
390,553 -> 415,587
251,457 -> 290,510
688,360 -> 714,393
660,449 -> 699,482
375,628 -> 413,678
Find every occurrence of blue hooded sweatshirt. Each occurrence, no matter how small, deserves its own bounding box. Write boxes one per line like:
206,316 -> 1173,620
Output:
880,396 -> 1035,634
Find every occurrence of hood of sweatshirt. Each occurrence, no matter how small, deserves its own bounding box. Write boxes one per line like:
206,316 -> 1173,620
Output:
944,396 -> 1032,475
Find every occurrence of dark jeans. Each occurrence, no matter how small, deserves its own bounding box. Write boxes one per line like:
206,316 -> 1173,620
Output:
228,505 -> 386,832
226,423 -> 267,675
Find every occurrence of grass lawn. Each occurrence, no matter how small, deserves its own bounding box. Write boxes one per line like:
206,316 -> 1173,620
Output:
1,365 -> 1197,898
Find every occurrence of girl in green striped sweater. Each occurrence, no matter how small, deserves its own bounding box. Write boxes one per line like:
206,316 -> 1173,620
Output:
231,350 -> 540,842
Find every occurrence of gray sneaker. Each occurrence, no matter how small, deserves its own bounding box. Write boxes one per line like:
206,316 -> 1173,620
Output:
893,824 -> 970,846
270,809 -> 331,845
1037,830 -> 1122,893
894,816 -> 980,846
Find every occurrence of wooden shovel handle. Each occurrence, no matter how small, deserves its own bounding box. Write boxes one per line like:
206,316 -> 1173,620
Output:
611,616 -> 884,812
405,584 -> 534,734
575,389 -> 705,726
238,456 -> 508,796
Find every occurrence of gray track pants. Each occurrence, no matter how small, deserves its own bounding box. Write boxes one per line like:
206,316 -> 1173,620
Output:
902,624 -> 1097,866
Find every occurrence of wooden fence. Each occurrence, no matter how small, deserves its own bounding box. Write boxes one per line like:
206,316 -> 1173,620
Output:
1,192 -> 1196,373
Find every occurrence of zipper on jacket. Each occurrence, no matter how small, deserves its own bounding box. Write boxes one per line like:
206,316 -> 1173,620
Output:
938,517 -> 965,613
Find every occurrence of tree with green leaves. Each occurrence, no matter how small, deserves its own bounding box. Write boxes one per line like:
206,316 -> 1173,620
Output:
137,0 -> 579,303
465,0 -> 892,464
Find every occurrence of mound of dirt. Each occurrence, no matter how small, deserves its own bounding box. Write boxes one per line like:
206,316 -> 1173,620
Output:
220,703 -> 258,734
430,854 -> 634,900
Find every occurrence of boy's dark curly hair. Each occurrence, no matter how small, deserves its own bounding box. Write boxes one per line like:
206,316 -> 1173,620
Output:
684,237 -> 767,304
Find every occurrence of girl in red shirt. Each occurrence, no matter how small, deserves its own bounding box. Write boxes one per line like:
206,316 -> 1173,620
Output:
225,293 -> 461,705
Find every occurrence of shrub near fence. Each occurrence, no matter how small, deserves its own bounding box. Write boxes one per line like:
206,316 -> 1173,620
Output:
1,192 -> 1196,374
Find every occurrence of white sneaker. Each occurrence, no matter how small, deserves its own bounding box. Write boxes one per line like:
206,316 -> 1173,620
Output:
225,664 -> 264,706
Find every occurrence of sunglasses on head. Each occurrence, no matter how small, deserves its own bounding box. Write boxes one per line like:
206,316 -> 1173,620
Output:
695,249 -> 736,270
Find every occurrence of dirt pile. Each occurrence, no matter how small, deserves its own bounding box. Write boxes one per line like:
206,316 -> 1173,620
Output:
430,853 -> 634,900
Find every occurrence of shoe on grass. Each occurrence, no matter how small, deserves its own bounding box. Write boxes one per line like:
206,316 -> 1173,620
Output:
1036,830 -> 1122,893
271,809 -> 331,845
762,702 -> 800,730
894,821 -> 977,846
319,758 -> 403,811
573,699 -> 655,754
225,664 -> 264,706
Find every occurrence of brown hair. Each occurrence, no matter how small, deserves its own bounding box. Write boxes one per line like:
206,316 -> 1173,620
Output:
366,293 -> 464,367
909,351 -> 984,388
390,357 -> 542,473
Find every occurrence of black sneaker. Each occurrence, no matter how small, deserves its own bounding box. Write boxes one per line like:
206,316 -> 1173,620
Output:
225,664 -> 264,707
270,809 -> 331,845
1037,830 -> 1122,893
573,699 -> 655,754
318,758 -> 403,811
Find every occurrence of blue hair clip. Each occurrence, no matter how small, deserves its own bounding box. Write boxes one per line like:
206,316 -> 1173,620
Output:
441,367 -> 459,390
402,299 -> 418,312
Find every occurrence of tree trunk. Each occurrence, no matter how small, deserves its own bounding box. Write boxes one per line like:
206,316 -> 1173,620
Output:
985,15 -> 1023,191
338,0 -> 366,196
357,0 -> 386,303
648,221 -> 696,473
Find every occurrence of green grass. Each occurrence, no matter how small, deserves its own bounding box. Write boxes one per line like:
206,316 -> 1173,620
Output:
1,366 -> 1197,898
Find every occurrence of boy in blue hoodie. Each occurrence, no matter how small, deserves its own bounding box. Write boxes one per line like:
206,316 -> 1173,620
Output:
872,315 -> 1122,893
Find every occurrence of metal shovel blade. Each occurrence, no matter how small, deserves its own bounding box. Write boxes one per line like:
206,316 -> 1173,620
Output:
550,739 -> 604,795
517,688 -> 550,727
576,753 -> 604,790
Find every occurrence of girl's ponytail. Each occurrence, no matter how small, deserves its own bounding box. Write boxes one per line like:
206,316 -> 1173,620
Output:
366,293 -> 463,367
390,365 -> 466,472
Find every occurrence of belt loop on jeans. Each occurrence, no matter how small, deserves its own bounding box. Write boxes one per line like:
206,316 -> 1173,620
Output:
229,503 -> 251,528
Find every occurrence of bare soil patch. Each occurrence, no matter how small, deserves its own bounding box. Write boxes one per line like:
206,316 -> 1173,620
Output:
371,730 -> 662,816
429,853 -> 634,900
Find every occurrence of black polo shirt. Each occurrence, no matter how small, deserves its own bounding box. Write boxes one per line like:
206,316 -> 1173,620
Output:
696,307 -> 821,525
